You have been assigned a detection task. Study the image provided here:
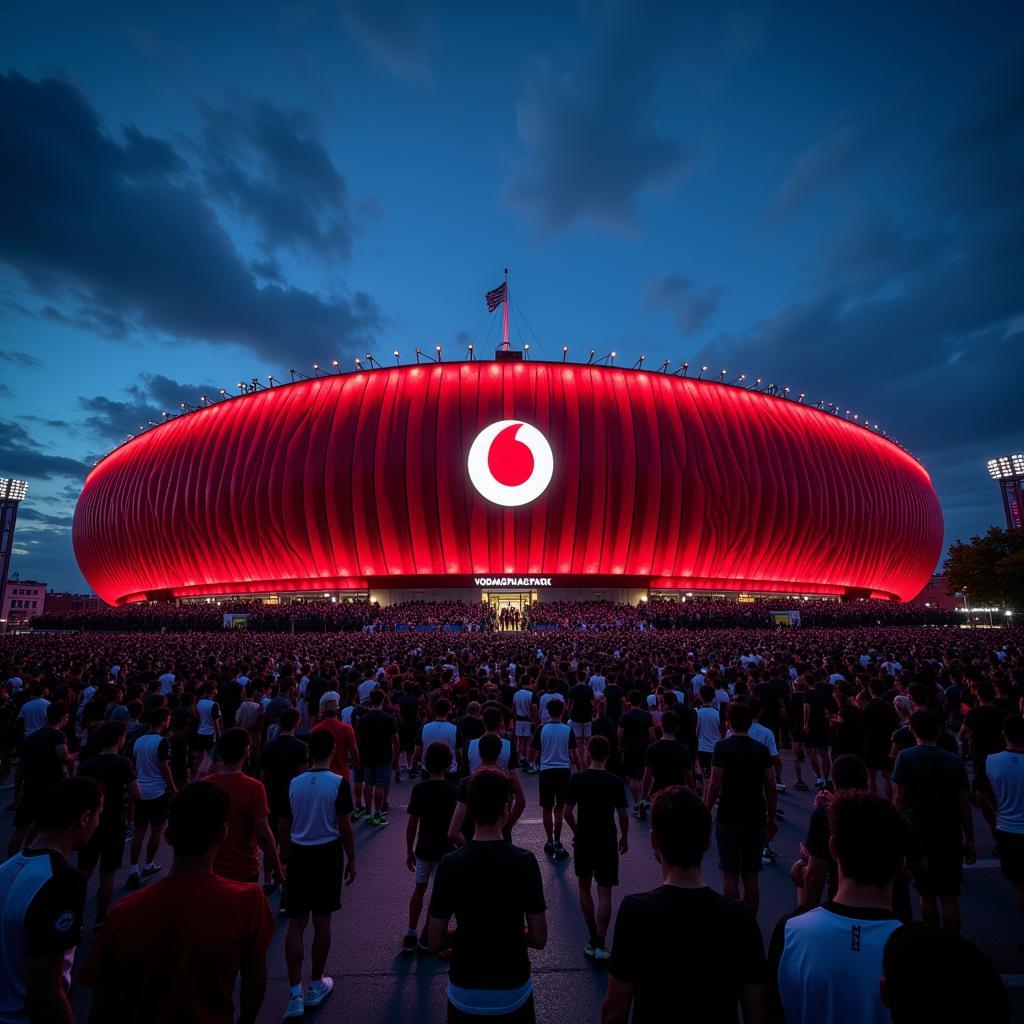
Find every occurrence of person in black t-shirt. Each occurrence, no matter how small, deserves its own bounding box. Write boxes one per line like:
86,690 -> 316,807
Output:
961,682 -> 1007,801
563,735 -> 628,961
893,710 -> 975,931
395,685 -> 422,777
603,678 -> 625,724
642,710 -> 694,802
861,679 -> 899,799
618,691 -> 655,818
9,702 -> 77,857
403,742 -> 458,954
567,673 -> 596,766
259,708 -> 309,840
704,702 -> 776,916
802,682 -> 834,788
603,786 -> 766,1024
78,721 -> 140,929
429,769 -> 547,1023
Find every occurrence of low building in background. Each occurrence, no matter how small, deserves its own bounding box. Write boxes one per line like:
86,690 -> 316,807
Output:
2,578 -> 46,627
44,591 -> 104,614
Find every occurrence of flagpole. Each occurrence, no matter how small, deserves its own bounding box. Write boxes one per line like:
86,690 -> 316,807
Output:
502,266 -> 509,351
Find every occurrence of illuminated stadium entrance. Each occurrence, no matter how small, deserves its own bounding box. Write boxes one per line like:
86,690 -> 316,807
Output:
483,590 -> 536,625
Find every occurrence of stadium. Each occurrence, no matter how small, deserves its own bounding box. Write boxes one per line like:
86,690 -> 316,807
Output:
72,357 -> 943,611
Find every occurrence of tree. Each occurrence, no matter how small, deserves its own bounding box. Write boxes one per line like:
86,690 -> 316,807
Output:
943,526 -> 1024,610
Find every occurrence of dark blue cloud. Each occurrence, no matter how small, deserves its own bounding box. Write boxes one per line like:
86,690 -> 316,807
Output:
0,72 -> 386,364
645,274 -> 722,337
505,1 -> 689,232
341,0 -> 438,82
0,419 -> 89,480
198,95 -> 356,259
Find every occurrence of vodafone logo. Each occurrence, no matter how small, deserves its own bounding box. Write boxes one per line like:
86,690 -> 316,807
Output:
467,420 -> 553,507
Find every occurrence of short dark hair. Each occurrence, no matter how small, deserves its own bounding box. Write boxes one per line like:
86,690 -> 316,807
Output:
831,753 -> 869,791
424,741 -> 451,775
1004,714 -> 1024,746
308,728 -> 335,761
169,783 -> 230,857
46,702 -> 69,724
699,684 -> 716,704
95,720 -> 127,749
466,768 -> 511,826
279,708 -> 301,731
661,710 -> 679,735
829,792 -> 905,887
726,702 -> 753,732
589,734 -> 610,761
218,727 -> 250,764
433,698 -> 451,716
477,733 -> 502,764
909,683 -> 932,707
628,689 -> 643,706
651,787 -> 711,868
546,698 -> 564,718
909,709 -> 940,742
36,776 -> 103,832
147,706 -> 170,727
369,688 -> 386,706
482,706 -> 503,731
883,923 -> 1008,1023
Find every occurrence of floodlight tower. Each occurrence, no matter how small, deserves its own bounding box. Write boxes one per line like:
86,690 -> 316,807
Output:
0,478 -> 29,616
987,455 -> 1024,530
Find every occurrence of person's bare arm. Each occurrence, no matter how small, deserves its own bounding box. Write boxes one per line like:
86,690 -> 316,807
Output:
704,766 -> 724,810
237,943 -> 268,1024
406,815 -> 419,870
563,801 -> 577,835
337,813 -> 356,883
447,802 -> 467,847
254,816 -> 284,880
800,855 -> 830,909
428,914 -> 450,951
740,982 -> 767,1024
641,767 -> 654,801
601,977 -> 634,1024
508,770 -> 526,827
160,757 -> 177,796
616,807 -> 629,855
525,911 -> 547,950
893,782 -> 907,813
26,953 -> 74,1024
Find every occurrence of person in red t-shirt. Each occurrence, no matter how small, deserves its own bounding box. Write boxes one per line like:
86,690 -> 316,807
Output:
79,782 -> 275,1024
203,728 -> 285,886
312,698 -> 359,780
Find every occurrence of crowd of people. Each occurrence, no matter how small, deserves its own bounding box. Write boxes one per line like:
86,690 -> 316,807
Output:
0,617 -> 1020,1023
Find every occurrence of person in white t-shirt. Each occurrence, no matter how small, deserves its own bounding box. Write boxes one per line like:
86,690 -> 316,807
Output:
983,714 -> 1024,918
17,687 -> 50,738
694,686 -> 723,786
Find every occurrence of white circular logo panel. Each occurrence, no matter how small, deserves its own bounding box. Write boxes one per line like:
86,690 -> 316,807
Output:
467,420 -> 554,507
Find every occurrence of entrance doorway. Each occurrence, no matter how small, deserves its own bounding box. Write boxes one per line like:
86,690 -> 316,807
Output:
483,591 -> 536,630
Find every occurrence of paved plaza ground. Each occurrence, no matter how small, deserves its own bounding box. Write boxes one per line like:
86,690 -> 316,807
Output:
4,753 -> 1022,1023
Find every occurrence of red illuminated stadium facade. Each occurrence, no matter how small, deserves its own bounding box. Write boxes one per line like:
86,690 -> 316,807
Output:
72,359 -> 943,609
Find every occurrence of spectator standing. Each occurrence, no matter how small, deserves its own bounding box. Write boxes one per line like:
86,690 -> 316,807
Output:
355,689 -> 400,825
80,783 -> 274,1024
0,776 -> 102,1024
704,702 -> 777,915
428,769 -> 547,1023
531,698 -> 579,859
893,710 -> 975,930
563,735 -> 629,961
770,793 -> 907,1024
981,714 -> 1024,918
127,707 -> 176,889
601,786 -> 766,1024
282,729 -> 357,1019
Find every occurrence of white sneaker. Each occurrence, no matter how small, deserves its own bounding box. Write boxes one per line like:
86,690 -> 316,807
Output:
304,977 -> 334,1008
284,994 -> 305,1019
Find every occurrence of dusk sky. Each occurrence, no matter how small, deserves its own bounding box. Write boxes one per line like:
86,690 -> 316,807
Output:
1,1 -> 1022,592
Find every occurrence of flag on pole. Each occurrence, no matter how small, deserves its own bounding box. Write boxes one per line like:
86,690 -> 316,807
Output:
485,282 -> 507,312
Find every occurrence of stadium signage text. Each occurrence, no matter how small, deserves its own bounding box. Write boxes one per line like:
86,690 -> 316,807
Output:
474,576 -> 553,587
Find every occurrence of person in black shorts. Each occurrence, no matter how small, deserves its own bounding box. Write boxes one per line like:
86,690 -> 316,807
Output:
77,721 -> 140,929
893,710 -> 975,931
802,680 -> 834,789
404,741 -> 458,953
642,710 -> 694,803
704,702 -> 776,915
564,735 -> 629,961
617,691 -> 655,818
861,679 -> 898,799
282,728 -> 356,1018
9,702 -> 77,857
530,699 -> 578,859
